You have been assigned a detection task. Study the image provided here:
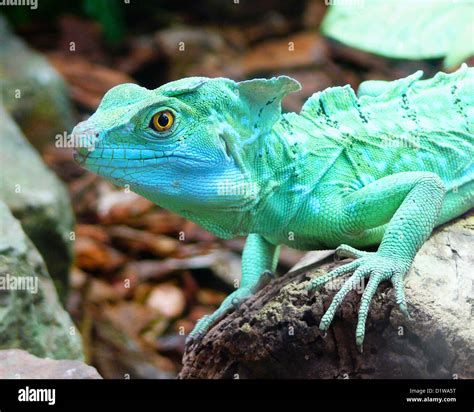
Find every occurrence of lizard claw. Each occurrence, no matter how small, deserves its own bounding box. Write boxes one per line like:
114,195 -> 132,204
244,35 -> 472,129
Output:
309,246 -> 412,347
185,315 -> 212,349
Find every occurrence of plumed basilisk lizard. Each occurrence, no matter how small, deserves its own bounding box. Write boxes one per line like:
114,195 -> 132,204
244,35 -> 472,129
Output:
73,65 -> 473,349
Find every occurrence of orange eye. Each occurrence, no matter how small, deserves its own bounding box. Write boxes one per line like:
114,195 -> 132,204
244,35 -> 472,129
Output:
150,110 -> 174,132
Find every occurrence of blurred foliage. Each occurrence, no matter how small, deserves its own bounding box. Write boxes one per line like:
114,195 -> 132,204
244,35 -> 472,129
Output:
322,0 -> 474,69
2,0 -> 125,42
1,0 -> 308,44
83,0 -> 125,42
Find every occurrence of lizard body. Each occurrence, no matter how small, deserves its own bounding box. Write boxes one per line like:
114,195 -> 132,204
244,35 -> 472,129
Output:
73,65 -> 474,348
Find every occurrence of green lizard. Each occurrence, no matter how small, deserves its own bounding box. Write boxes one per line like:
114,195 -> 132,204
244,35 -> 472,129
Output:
73,64 -> 474,349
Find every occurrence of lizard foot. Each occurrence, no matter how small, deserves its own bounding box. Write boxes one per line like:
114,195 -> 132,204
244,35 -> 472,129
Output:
185,286 -> 253,349
185,314 -> 213,348
307,244 -> 411,350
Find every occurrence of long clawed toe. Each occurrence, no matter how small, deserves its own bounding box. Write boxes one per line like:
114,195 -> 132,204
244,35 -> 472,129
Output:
307,259 -> 360,292
308,247 -> 411,348
335,244 -> 369,260
185,314 -> 212,348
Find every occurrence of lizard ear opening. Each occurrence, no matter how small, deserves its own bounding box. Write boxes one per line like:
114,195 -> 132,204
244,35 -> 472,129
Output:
237,76 -> 301,132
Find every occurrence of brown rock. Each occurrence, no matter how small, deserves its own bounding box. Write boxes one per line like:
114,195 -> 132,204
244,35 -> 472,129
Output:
0,349 -> 101,379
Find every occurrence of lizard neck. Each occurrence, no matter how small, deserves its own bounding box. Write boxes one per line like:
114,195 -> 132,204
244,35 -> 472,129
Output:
133,178 -> 255,240
246,116 -> 311,236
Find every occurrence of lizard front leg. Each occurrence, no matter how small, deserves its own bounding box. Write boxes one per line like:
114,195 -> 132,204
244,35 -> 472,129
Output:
307,172 -> 445,349
186,234 -> 279,346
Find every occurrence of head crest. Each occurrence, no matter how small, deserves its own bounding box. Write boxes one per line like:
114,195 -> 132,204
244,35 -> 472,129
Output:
236,76 -> 301,136
157,77 -> 209,97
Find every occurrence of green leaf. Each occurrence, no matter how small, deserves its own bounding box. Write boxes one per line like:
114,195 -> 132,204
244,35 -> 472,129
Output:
321,0 -> 474,69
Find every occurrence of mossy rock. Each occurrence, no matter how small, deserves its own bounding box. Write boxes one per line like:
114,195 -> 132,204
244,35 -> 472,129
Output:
0,105 -> 74,299
0,202 -> 83,361
0,14 -> 75,150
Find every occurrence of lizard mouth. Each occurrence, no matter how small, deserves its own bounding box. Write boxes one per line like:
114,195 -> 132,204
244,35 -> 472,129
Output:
73,147 -> 172,171
73,147 -> 208,174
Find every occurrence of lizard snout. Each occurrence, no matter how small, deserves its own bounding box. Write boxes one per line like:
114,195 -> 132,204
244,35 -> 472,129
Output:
71,120 -> 101,163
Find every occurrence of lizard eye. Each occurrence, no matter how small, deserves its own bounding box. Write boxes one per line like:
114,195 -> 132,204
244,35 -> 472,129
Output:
150,110 -> 174,132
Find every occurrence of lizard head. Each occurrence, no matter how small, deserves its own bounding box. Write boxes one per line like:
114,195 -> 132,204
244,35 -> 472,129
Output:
72,76 -> 300,227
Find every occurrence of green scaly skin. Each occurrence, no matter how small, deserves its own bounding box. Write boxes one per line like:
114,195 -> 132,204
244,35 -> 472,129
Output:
73,65 -> 474,349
